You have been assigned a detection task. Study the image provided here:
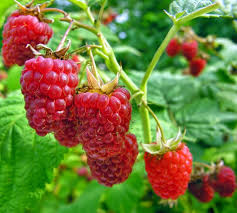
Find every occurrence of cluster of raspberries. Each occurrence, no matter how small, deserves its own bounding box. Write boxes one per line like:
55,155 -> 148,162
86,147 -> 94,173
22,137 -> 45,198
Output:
166,38 -> 206,77
20,56 -> 138,187
3,10 -> 139,187
189,166 -> 236,202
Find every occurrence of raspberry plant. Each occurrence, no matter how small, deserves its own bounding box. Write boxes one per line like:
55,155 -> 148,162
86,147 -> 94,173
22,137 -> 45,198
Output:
0,0 -> 237,212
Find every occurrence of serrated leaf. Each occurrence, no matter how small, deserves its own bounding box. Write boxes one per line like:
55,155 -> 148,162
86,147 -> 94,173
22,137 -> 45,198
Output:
169,0 -> 213,17
175,98 -> 237,146
58,181 -> 106,213
0,91 -> 67,213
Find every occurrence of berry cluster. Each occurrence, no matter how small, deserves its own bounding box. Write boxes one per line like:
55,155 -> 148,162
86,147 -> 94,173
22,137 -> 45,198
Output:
166,38 -> 206,77
2,11 -> 53,67
144,143 -> 193,200
189,166 -> 236,202
72,88 -> 138,186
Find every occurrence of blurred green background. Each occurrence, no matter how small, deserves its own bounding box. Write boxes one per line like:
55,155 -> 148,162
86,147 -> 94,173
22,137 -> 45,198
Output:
0,0 -> 237,213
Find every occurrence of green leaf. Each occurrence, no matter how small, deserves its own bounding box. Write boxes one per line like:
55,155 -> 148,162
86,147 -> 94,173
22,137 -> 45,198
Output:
58,181 -> 106,213
105,162 -> 145,213
169,0 -> 213,17
217,0 -> 237,17
175,98 -> 237,145
0,91 -> 67,213
114,45 -> 141,56
68,0 -> 88,10
6,66 -> 22,92
217,38 -> 237,64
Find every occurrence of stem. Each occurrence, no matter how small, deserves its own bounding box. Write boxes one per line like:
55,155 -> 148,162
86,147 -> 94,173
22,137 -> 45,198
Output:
194,162 -> 213,170
142,100 -> 166,143
139,103 -> 152,144
60,16 -> 98,35
96,0 -> 107,28
41,8 -> 68,16
56,21 -> 74,51
140,24 -> 179,91
86,7 -> 95,24
176,3 -> 220,25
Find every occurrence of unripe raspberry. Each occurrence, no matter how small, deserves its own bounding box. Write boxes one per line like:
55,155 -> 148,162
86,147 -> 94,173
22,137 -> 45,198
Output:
87,134 -> 138,187
209,166 -> 236,197
181,40 -> 198,60
74,87 -> 132,159
2,11 -> 53,67
166,38 -> 181,57
189,58 -> 206,77
21,56 -> 79,136
189,175 -> 214,203
144,143 -> 192,200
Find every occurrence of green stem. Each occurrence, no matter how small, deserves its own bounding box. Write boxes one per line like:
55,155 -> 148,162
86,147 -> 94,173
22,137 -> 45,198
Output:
96,0 -> 107,29
176,3 -> 220,25
86,7 -> 95,24
140,24 -> 179,91
139,100 -> 152,143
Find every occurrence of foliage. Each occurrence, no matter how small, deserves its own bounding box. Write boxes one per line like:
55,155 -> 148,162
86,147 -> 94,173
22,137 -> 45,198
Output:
0,0 -> 237,213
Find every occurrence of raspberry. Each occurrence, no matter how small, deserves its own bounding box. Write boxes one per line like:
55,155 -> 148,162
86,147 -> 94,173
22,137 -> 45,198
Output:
189,58 -> 206,77
74,87 -> 132,159
209,166 -> 236,197
166,38 -> 181,57
21,56 -> 79,136
144,143 -> 192,200
188,175 -> 214,202
2,11 -> 53,67
87,133 -> 138,187
181,40 -> 198,60
72,55 -> 81,71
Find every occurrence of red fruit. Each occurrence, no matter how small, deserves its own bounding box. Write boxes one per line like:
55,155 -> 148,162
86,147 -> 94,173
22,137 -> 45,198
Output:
166,38 -> 181,57
181,40 -> 198,60
144,143 -> 193,200
87,133 -> 138,187
77,167 -> 89,177
21,56 -> 79,136
72,55 -> 81,71
188,175 -> 214,202
2,11 -> 53,67
74,87 -> 132,159
103,13 -> 117,25
0,71 -> 8,81
209,166 -> 236,197
189,58 -> 206,77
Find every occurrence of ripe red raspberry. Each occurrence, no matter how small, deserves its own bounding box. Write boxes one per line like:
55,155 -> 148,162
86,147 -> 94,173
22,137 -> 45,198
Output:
144,143 -> 192,200
209,166 -> 236,197
166,38 -> 181,57
189,58 -> 206,77
2,11 -> 53,67
87,133 -> 138,187
74,87 -> 132,159
188,175 -> 214,203
181,40 -> 198,60
21,56 -> 79,136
